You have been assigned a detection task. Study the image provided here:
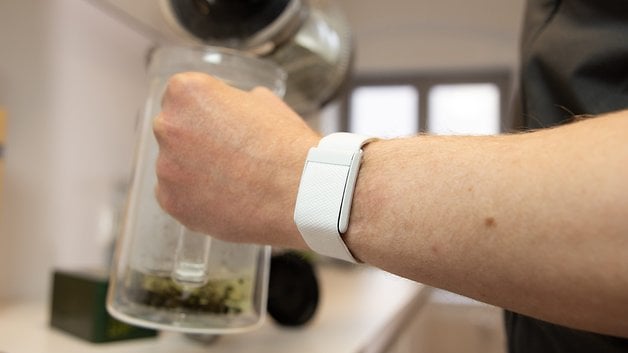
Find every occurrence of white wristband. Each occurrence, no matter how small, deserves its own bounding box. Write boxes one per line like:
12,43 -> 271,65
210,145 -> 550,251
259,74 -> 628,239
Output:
293,133 -> 374,262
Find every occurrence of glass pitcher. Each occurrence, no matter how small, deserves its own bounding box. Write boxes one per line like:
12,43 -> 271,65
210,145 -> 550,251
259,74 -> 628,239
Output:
107,46 -> 286,334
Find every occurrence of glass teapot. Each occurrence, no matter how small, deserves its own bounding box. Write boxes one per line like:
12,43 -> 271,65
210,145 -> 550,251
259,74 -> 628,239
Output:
107,46 -> 286,334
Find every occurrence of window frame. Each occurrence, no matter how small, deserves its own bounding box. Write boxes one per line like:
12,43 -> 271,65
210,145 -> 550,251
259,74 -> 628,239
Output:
339,69 -> 513,134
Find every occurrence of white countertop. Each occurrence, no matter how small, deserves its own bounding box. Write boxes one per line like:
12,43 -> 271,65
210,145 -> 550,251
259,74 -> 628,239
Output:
0,265 -> 429,353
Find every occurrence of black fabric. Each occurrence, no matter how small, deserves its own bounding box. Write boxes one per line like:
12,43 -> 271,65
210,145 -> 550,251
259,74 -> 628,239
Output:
505,311 -> 628,353
508,0 -> 628,351
520,0 -> 628,128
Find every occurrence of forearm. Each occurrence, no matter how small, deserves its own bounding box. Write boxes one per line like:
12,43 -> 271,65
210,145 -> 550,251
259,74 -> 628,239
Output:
345,111 -> 628,337
154,74 -> 628,337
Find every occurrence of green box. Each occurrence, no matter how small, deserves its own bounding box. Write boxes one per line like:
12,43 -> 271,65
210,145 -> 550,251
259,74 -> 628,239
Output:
50,269 -> 158,343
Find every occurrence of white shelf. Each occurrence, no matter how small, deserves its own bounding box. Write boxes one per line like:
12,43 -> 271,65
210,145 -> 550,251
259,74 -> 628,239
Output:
0,265 -> 429,353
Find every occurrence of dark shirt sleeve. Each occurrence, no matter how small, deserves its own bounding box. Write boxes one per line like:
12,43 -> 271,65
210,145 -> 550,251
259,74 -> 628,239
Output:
510,0 -> 628,352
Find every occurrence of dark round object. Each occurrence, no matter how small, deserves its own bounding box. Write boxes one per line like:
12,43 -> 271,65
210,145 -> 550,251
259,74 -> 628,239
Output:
267,252 -> 319,327
168,0 -> 291,42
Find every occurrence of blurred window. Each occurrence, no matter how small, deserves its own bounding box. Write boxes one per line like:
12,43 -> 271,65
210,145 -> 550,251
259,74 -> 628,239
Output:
341,70 -> 511,136
350,85 -> 419,138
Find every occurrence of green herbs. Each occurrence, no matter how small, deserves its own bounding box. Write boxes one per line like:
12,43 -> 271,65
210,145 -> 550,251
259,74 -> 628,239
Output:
125,270 -> 252,315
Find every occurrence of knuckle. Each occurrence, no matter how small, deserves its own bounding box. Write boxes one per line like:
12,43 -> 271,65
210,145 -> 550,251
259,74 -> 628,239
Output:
251,86 -> 271,95
155,154 -> 168,179
155,153 -> 179,183
152,114 -> 167,140
162,73 -> 196,106
155,184 -> 177,216
153,113 -> 183,147
166,72 -> 209,94
166,72 -> 192,91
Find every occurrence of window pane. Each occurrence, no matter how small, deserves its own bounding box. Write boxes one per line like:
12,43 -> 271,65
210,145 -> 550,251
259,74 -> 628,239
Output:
428,83 -> 500,135
350,85 -> 418,138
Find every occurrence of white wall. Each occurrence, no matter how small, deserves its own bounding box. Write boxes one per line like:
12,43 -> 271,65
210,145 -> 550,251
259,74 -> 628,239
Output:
0,0 -> 151,301
338,0 -> 526,73
0,0 -> 56,301
0,0 -> 525,301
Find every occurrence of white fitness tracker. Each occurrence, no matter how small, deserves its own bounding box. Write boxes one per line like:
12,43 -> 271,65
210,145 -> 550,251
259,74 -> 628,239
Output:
293,132 -> 374,263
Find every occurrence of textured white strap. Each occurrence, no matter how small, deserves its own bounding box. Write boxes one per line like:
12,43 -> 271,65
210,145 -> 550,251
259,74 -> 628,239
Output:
293,133 -> 373,262
318,132 -> 373,150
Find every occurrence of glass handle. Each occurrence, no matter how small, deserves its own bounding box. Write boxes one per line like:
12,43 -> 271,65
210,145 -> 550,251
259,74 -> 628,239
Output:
172,227 -> 212,288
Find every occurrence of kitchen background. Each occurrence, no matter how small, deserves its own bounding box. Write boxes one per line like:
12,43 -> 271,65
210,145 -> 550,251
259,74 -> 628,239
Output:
0,0 -> 524,351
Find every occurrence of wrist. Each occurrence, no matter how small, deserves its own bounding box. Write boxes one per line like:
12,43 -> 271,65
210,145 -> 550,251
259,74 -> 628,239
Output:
292,133 -> 376,262
278,134 -> 320,250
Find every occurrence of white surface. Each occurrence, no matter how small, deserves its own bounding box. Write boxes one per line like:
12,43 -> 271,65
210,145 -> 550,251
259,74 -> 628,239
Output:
0,266 -> 427,353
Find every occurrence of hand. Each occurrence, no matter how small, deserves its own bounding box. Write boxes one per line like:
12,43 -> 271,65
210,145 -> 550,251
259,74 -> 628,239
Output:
153,72 -> 318,248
